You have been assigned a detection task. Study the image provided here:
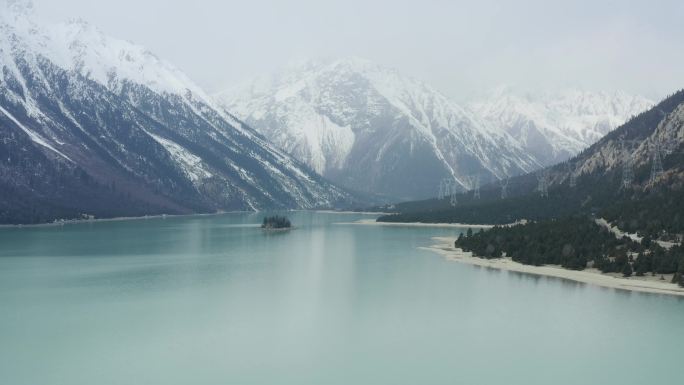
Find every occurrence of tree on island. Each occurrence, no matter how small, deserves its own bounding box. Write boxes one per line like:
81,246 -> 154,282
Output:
261,215 -> 292,229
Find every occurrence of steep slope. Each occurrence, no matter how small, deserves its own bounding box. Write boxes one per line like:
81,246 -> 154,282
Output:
378,90 -> 684,235
380,91 -> 684,283
0,1 -> 351,224
468,87 -> 654,165
217,58 -> 540,201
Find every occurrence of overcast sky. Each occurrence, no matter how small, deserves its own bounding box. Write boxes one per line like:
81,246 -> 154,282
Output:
32,0 -> 684,101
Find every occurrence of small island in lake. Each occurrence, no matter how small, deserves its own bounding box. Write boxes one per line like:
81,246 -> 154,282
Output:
261,215 -> 292,230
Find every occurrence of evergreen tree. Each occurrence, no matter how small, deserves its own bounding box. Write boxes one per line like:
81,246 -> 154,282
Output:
635,253 -> 648,277
676,257 -> 684,288
261,215 -> 292,229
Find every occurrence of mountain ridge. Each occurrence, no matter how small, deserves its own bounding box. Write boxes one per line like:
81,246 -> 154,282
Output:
376,89 -> 684,238
467,86 -> 654,165
0,1 -> 355,224
218,58 -> 541,201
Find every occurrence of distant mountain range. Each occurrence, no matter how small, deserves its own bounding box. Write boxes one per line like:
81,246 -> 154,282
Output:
377,89 -> 684,239
467,87 -> 654,165
0,1 -> 353,224
218,58 -> 541,201
219,59 -> 653,201
0,1 -> 662,224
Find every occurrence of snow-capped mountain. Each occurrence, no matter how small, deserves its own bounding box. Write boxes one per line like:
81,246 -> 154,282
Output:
0,0 -> 352,224
563,92 -> 684,180
468,87 -> 654,165
217,58 -> 540,200
500,89 -> 684,198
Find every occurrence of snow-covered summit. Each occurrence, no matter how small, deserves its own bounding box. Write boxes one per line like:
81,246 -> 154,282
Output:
218,58 -> 539,200
3,0 -> 33,15
468,86 -> 654,164
0,1 -> 235,122
0,2 -> 354,222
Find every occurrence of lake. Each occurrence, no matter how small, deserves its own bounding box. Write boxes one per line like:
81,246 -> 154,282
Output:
1,211 -> 682,385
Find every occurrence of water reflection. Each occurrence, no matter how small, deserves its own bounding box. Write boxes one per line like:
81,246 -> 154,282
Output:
1,212 -> 684,385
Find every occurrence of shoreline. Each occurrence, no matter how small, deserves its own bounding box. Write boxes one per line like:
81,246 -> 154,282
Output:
0,211 -> 246,229
0,209 -> 387,229
424,236 -> 684,297
310,210 -> 392,215
337,218 -> 499,228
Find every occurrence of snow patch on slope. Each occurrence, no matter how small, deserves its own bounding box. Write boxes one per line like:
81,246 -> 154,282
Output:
218,58 -> 539,198
145,131 -> 212,183
0,104 -> 72,161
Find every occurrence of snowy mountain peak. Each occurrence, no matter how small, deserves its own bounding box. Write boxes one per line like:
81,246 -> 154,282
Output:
0,5 -> 211,101
1,5 -> 249,132
0,0 -> 36,33
51,21 -> 201,98
0,3 -> 354,222
3,0 -> 34,15
218,58 -> 539,200
468,87 -> 654,165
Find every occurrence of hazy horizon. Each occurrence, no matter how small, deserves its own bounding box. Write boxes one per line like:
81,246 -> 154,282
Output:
27,0 -> 684,101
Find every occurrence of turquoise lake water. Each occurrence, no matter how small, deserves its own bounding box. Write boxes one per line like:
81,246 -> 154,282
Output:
1,211 -> 683,385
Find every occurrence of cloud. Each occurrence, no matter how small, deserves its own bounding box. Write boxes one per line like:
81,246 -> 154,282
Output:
31,0 -> 684,100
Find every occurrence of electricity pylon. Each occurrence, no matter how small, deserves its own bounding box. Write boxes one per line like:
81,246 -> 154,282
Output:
499,177 -> 509,199
466,174 -> 480,200
565,162 -> 577,188
620,141 -> 639,190
622,151 -> 634,189
437,180 -> 444,200
438,178 -> 450,200
438,177 -> 459,206
649,140 -> 664,187
537,169 -> 549,198
449,182 -> 458,206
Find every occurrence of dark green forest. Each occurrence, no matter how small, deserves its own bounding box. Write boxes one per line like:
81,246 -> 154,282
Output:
377,90 -> 684,242
601,187 -> 684,240
379,184 -> 684,238
261,215 -> 292,229
454,217 -> 684,287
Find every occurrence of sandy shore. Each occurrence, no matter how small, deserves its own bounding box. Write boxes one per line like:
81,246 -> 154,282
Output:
424,236 -> 684,297
337,218 -> 498,228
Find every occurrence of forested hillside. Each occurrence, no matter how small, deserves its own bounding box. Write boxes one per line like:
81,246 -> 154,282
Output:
378,90 -> 684,239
